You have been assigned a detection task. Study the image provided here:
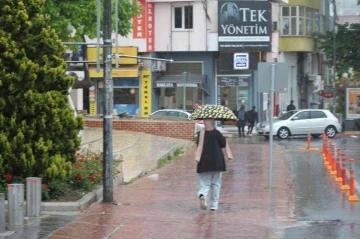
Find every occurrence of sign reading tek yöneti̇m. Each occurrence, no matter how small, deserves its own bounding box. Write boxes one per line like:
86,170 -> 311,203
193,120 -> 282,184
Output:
218,1 -> 272,52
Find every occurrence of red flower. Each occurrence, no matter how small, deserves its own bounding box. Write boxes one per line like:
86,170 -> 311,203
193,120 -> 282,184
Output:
87,174 -> 95,181
75,164 -> 82,169
5,173 -> 11,182
76,173 -> 83,180
43,184 -> 49,190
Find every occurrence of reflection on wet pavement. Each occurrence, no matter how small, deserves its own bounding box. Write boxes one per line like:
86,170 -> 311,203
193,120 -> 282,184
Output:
278,137 -> 360,238
2,214 -> 78,239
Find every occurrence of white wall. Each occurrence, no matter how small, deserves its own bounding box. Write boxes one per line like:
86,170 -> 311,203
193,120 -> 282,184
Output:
154,2 -> 210,51
278,52 -> 299,111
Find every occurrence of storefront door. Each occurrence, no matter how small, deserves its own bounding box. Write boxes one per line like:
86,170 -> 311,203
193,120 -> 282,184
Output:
217,75 -> 253,125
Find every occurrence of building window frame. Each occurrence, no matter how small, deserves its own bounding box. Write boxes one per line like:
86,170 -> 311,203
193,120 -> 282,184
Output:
280,6 -> 320,37
172,5 -> 193,31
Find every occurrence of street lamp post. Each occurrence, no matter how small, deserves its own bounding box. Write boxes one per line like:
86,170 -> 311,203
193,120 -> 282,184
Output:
332,0 -> 337,114
102,0 -> 114,204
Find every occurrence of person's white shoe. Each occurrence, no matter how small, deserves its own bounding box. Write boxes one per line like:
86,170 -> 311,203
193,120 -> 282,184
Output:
199,195 -> 207,210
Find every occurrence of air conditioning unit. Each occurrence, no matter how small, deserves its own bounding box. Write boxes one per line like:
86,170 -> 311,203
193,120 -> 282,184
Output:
152,61 -> 166,72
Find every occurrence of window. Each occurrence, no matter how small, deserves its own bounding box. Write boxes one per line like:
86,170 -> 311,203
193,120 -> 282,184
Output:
173,6 -> 193,30
280,6 -> 320,37
294,111 -> 310,120
311,111 -> 327,119
168,111 -> 181,117
114,88 -> 139,105
153,111 -> 167,116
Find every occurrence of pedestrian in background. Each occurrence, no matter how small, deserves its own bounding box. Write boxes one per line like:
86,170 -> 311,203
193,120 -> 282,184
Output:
247,106 -> 258,136
237,105 -> 247,137
195,119 -> 233,211
287,100 -> 296,112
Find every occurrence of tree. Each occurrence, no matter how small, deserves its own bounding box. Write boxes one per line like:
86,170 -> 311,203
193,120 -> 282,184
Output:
316,23 -> 360,77
0,0 -> 83,181
43,0 -> 141,42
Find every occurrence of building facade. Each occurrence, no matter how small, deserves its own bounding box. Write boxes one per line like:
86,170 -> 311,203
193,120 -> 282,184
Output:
75,0 -> 293,122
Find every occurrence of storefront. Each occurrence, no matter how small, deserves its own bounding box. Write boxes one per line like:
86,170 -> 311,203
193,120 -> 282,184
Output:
87,47 -> 143,116
216,75 -> 253,112
154,74 -> 208,112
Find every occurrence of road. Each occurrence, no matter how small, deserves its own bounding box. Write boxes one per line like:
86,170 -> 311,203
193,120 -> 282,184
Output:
277,136 -> 360,239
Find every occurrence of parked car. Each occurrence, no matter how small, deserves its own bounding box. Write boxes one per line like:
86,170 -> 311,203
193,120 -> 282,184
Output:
150,109 -> 205,132
256,109 -> 342,139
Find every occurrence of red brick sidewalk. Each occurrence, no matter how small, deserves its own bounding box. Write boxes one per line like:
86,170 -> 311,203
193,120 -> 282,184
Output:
51,142 -> 295,239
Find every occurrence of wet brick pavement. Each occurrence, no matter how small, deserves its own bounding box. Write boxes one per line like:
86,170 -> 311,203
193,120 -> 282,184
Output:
49,138 -> 295,239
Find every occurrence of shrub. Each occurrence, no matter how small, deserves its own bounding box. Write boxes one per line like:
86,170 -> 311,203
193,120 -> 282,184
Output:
0,0 -> 83,181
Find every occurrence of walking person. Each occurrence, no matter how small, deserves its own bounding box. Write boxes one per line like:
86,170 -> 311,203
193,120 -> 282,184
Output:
286,100 -> 296,112
195,119 -> 233,211
236,105 -> 247,137
247,106 -> 258,136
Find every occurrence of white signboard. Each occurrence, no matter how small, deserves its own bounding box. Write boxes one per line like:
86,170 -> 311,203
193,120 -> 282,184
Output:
233,53 -> 249,70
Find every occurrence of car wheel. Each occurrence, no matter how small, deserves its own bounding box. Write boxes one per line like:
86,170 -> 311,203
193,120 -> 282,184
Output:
264,136 -> 269,140
325,126 -> 337,138
311,134 -> 321,139
277,127 -> 290,139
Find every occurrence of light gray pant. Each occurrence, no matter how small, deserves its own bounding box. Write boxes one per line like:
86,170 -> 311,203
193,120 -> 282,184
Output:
197,172 -> 222,209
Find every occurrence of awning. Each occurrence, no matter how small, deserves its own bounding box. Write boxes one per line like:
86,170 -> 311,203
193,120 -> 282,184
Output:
89,65 -> 141,78
155,75 -> 208,93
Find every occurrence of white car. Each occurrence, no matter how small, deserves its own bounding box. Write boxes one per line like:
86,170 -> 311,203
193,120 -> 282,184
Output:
150,109 -> 205,132
256,109 -> 342,139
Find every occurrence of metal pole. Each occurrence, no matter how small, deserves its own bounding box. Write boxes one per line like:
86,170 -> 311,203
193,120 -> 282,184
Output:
26,177 -> 42,217
102,0 -> 114,203
96,0 -> 101,72
332,0 -> 337,113
115,0 -> 119,68
0,193 -> 5,233
268,63 -> 276,188
113,54 -> 173,62
7,184 -> 25,226
182,72 -> 188,112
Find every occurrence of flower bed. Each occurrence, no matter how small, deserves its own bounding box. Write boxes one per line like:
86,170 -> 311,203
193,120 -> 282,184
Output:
0,151 -> 121,202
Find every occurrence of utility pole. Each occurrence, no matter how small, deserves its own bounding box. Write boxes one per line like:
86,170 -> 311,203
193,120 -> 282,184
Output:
103,0 -> 114,203
332,0 -> 337,114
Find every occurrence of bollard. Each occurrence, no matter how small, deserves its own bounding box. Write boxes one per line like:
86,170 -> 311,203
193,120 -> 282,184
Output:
347,159 -> 359,202
330,143 -> 337,175
322,133 -> 326,157
324,138 -> 330,165
340,153 -> 350,191
0,193 -> 5,233
26,177 -> 42,217
8,184 -> 25,226
335,148 -> 342,182
327,142 -> 334,170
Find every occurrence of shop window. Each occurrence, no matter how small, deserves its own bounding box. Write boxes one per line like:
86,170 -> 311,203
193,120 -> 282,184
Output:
173,5 -> 193,30
159,87 -> 203,112
280,6 -> 320,36
113,88 -> 139,115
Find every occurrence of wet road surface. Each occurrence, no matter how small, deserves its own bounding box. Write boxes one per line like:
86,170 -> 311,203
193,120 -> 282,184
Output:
277,137 -> 360,239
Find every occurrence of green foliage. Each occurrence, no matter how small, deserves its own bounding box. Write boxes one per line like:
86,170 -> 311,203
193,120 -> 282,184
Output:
70,152 -> 103,191
316,23 -> 360,76
43,0 -> 141,42
0,0 -> 83,181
